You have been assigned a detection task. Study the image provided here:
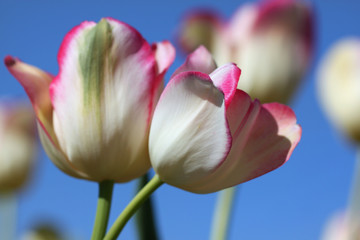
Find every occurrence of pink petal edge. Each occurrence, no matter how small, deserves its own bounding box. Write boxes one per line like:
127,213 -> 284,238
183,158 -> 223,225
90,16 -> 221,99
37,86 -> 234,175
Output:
262,102 -> 302,162
210,63 -> 241,109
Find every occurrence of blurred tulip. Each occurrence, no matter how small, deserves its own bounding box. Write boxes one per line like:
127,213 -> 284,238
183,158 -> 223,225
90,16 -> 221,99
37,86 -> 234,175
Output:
178,0 -> 313,103
149,46 -> 301,193
318,39 -> 360,143
5,18 -> 175,182
321,212 -> 360,240
0,102 -> 36,192
21,223 -> 63,240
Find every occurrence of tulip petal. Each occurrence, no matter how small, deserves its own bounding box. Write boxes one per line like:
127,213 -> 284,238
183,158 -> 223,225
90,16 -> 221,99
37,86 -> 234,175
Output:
150,40 -> 176,114
37,125 -> 89,179
214,97 -> 301,190
149,71 -> 231,187
171,46 -> 217,78
209,63 -> 241,109
50,18 -> 157,182
152,40 -> 176,75
4,56 -> 53,129
4,57 -> 87,179
181,90 -> 301,193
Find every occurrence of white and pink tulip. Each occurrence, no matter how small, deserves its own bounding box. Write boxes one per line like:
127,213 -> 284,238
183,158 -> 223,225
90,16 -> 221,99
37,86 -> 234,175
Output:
149,47 -> 302,193
5,18 -> 175,183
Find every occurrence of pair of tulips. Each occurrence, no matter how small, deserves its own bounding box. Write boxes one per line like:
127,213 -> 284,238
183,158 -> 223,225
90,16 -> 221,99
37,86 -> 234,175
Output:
5,17 -> 301,194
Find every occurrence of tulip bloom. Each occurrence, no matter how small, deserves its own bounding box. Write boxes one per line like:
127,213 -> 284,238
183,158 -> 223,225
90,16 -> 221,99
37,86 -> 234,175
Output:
321,212 -> 360,240
5,18 -> 175,182
0,102 -> 36,192
178,0 -> 313,103
318,39 -> 360,143
149,46 -> 301,193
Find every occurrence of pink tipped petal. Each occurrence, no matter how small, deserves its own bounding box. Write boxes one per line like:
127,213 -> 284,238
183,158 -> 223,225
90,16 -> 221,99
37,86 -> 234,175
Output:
50,18 -> 156,182
171,46 -> 217,78
152,40 -> 176,75
262,103 -> 302,160
4,57 -> 87,179
149,71 -> 231,188
221,99 -> 301,187
4,56 -> 53,126
182,90 -> 301,193
150,40 -> 176,114
209,63 -> 241,109
184,90 -> 261,193
57,21 -> 96,67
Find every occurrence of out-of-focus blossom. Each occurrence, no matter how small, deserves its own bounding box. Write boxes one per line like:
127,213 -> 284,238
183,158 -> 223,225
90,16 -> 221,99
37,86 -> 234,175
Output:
149,46 -> 301,193
21,223 -> 63,240
5,18 -> 175,182
321,212 -> 360,240
318,39 -> 360,143
0,102 -> 36,192
178,0 -> 313,104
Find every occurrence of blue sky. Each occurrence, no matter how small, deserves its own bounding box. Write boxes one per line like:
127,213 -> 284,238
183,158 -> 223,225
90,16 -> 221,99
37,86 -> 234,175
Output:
1,0 -> 360,239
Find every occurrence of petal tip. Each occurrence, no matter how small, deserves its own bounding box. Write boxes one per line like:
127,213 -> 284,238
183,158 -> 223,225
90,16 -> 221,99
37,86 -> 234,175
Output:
4,55 -> 16,67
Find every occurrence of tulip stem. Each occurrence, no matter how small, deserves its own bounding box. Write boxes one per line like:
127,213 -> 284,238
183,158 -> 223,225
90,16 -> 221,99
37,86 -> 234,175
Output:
346,147 -> 360,238
104,174 -> 163,240
210,186 -> 238,240
91,180 -> 114,240
0,193 -> 17,240
135,172 -> 159,240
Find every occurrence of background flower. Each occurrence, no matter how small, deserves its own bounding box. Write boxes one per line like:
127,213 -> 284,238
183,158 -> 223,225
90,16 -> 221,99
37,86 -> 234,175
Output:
317,38 -> 360,143
0,101 -> 37,192
178,0 -> 314,104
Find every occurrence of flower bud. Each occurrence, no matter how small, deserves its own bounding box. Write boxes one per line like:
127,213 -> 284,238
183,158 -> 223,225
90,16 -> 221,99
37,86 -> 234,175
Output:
317,39 -> 360,143
0,101 -> 37,192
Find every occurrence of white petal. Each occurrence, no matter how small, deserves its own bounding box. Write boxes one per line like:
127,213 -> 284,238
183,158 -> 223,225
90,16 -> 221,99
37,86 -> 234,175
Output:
50,19 -> 156,182
149,72 -> 230,188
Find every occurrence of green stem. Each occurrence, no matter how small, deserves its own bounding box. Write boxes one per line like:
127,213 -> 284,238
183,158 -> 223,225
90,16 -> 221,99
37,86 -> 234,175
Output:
91,180 -> 114,240
210,186 -> 238,240
135,172 -> 159,240
104,175 -> 163,240
346,147 -> 360,239
0,193 -> 17,240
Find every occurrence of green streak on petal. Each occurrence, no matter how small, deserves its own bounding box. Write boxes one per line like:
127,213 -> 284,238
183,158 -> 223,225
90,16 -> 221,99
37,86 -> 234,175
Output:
79,18 -> 113,113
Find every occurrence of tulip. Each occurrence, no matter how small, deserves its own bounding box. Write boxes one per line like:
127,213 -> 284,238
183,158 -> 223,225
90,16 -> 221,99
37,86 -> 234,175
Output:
21,223 -> 62,240
321,212 -> 360,240
318,39 -> 360,143
4,18 -> 175,183
0,102 -> 36,192
148,46 -> 302,194
178,0 -> 313,104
